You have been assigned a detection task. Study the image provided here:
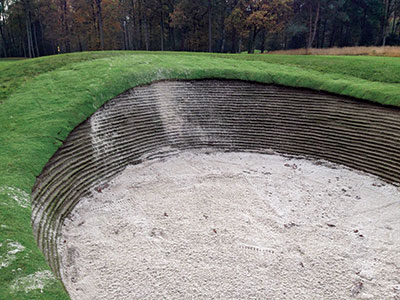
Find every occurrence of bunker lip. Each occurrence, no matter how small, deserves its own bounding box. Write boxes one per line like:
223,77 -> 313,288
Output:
31,79 -> 400,281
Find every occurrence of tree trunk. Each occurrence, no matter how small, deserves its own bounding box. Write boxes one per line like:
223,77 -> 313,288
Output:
79,37 -> 83,51
284,34 -> 288,49
169,27 -> 176,51
32,22 -> 40,57
307,1 -> 320,49
127,24 -> 132,50
338,23 -> 344,46
39,21 -> 46,55
208,0 -> 212,52
9,30 -> 17,55
0,9 -> 5,57
89,1 -> 97,49
129,0 -> 135,49
60,0 -> 70,52
123,21 -> 127,50
148,16 -> 152,50
17,15 -> 27,57
143,13 -> 149,51
26,14 -> 33,58
247,26 -> 257,54
22,39 -> 27,57
138,0 -> 143,49
328,15 -> 339,47
220,27 -> 226,52
392,4 -> 397,34
96,0 -> 105,50
247,30 -> 252,53
231,28 -> 237,53
307,4 -> 312,50
384,0 -> 391,45
0,26 -> 7,57
260,30 -> 266,53
160,0 -> 164,51
0,41 -> 6,58
315,22 -> 320,48
320,18 -> 327,48
23,1 -> 35,58
394,0 -> 400,34
180,29 -> 185,51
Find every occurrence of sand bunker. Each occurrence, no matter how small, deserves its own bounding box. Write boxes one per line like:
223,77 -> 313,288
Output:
59,151 -> 400,299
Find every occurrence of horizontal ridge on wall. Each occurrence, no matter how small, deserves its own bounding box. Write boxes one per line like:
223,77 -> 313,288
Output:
31,80 -> 400,278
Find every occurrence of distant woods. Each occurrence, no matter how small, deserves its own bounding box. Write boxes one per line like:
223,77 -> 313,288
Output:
1,0 -> 400,57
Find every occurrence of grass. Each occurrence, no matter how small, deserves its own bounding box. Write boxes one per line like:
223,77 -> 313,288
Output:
216,53 -> 400,84
0,58 -> 25,70
0,51 -> 399,299
0,58 -> 25,63
268,46 -> 400,57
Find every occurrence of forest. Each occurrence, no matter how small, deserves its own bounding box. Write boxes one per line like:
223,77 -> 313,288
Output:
0,0 -> 400,58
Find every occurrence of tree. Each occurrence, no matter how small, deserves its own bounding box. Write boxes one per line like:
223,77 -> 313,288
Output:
0,0 -> 398,57
225,0 -> 247,52
0,0 -> 9,57
170,0 -> 210,51
245,0 -> 293,53
306,0 -> 320,49
95,0 -> 104,49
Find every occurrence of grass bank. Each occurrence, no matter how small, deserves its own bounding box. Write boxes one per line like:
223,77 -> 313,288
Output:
0,51 -> 399,299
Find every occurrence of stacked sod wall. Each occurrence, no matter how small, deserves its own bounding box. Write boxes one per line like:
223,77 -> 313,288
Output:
32,80 -> 400,278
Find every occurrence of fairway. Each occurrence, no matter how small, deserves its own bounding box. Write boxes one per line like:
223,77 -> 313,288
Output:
1,52 -> 400,299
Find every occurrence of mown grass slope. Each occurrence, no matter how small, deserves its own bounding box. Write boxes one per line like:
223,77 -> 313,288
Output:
0,51 -> 399,299
218,53 -> 400,84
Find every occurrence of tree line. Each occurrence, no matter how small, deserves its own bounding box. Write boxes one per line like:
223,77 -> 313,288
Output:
1,0 -> 400,58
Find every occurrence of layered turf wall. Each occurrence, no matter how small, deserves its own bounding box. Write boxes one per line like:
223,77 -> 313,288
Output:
32,80 -> 400,279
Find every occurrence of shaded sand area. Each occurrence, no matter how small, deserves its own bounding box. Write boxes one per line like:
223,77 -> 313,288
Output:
58,151 -> 400,299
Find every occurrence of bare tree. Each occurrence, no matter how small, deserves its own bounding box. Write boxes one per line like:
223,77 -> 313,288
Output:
208,0 -> 212,52
307,0 -> 320,49
23,0 -> 35,57
95,0 -> 104,50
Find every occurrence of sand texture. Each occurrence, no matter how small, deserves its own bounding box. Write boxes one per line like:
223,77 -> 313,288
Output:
59,151 -> 400,299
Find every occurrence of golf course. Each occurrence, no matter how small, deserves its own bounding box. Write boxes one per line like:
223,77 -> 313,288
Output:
1,52 -> 400,299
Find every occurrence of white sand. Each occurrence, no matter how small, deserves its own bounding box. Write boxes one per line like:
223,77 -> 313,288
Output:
59,151 -> 400,300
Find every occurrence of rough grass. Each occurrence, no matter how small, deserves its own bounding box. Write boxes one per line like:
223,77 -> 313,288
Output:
0,58 -> 25,70
0,51 -> 399,299
268,46 -> 400,57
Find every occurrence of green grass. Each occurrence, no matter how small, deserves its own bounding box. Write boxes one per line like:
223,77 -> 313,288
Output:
0,58 -> 25,63
218,54 -> 400,84
0,58 -> 25,70
0,51 -> 399,299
